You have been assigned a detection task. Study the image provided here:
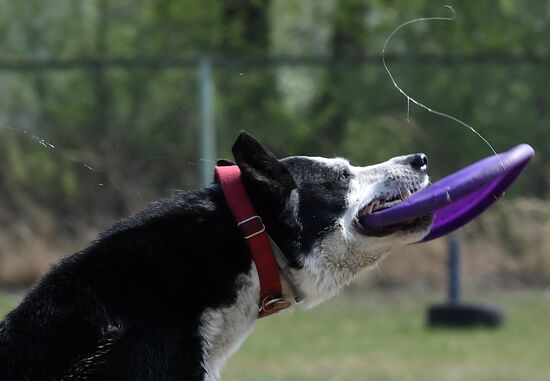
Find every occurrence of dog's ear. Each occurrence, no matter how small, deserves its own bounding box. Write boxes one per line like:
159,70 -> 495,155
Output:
232,132 -> 296,205
216,159 -> 236,166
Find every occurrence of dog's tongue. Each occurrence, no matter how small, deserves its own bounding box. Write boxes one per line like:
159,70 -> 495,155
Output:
359,144 -> 534,243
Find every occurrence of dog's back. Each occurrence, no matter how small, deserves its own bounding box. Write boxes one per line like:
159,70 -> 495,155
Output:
0,187 -> 251,380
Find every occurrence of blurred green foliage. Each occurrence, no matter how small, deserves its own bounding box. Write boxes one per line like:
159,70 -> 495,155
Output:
0,0 -> 547,219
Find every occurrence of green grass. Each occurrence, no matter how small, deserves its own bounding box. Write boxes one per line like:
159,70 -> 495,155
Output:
224,291 -> 550,381
0,293 -> 17,317
1,291 -> 549,380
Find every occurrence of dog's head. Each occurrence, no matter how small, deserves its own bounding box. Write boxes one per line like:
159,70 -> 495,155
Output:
231,132 -> 433,306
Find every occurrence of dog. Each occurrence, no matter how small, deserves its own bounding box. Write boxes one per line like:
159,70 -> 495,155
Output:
0,131 -> 432,380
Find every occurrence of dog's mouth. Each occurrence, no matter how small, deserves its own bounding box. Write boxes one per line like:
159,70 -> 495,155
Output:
353,185 -> 432,237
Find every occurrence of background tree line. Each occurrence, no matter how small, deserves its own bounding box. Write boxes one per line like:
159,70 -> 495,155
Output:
0,1 -> 547,279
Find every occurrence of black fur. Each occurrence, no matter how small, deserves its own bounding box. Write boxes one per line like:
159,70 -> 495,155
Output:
281,156 -> 352,254
1,186 -> 249,380
0,132 -> 353,380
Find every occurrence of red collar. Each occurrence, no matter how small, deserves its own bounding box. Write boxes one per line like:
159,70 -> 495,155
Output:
215,165 -> 291,318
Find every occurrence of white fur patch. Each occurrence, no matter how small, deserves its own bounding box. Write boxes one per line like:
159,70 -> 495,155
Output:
199,266 -> 260,381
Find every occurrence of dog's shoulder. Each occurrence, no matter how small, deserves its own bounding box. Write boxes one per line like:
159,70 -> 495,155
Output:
0,185 -> 256,379
80,185 -> 254,319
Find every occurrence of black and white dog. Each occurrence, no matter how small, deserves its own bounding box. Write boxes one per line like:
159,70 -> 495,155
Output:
0,132 -> 432,381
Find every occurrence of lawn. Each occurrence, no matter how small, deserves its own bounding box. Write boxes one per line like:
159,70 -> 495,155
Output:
1,290 -> 549,381
0,293 -> 18,318
224,291 -> 550,381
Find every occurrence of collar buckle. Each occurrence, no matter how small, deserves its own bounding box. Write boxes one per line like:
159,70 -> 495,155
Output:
259,295 -> 291,317
238,215 -> 266,240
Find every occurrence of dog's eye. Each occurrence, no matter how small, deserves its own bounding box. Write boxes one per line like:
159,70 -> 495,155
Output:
340,170 -> 352,180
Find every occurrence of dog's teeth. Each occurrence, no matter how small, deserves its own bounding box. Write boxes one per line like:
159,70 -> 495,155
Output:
404,189 -> 412,199
373,200 -> 384,212
365,203 -> 375,214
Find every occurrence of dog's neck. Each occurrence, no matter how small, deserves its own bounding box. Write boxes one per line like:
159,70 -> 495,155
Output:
198,252 -> 375,381
290,229 -> 390,309
198,200 -> 388,380
199,244 -> 383,381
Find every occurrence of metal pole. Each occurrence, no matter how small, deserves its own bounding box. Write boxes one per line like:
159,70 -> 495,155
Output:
199,57 -> 215,186
448,235 -> 460,305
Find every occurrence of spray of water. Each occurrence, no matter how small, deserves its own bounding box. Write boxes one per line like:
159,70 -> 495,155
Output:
1,125 -> 194,195
1,126 -> 192,172
382,5 -> 503,166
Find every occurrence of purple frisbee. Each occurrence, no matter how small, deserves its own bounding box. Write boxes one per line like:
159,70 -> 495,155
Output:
359,144 -> 534,242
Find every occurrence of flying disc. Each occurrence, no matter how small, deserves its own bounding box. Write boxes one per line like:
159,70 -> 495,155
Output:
359,144 -> 534,242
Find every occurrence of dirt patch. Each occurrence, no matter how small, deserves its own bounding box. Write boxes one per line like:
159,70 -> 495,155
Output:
1,196 -> 549,290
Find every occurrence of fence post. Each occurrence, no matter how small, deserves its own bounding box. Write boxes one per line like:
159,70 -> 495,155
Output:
199,57 -> 215,186
448,235 -> 460,305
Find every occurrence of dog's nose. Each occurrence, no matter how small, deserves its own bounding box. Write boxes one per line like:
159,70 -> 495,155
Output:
409,153 -> 428,170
